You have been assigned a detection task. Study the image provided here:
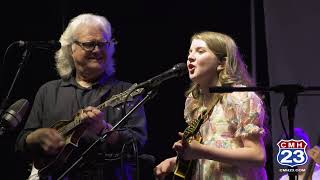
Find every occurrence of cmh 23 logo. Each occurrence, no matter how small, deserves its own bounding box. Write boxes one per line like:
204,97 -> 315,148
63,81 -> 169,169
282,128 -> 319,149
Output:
277,139 -> 308,167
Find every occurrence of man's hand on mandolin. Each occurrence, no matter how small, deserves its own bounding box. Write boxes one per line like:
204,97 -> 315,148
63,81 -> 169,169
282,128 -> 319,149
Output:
26,128 -> 65,155
79,106 -> 108,135
80,106 -> 120,144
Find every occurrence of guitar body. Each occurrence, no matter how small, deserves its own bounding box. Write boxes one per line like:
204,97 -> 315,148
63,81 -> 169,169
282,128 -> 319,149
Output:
172,96 -> 220,180
173,156 -> 195,180
34,119 -> 87,178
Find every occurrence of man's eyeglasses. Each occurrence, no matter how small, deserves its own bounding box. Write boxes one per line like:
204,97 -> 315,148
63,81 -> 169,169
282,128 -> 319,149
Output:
74,39 -> 117,51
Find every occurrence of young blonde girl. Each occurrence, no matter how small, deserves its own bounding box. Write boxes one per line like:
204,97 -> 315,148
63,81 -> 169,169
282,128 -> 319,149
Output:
155,31 -> 267,180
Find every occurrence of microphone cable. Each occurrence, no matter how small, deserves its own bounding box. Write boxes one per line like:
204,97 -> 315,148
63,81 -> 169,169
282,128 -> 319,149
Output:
2,41 -> 20,66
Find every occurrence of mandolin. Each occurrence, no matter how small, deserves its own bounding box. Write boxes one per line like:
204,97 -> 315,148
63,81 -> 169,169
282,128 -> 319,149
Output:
173,109 -> 207,180
34,84 -> 144,178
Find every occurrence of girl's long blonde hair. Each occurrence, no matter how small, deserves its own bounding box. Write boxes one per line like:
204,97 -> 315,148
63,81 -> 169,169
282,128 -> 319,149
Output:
186,31 -> 253,118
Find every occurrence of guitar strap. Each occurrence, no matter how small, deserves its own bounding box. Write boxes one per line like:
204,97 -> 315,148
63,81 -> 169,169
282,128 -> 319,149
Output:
202,94 -> 222,122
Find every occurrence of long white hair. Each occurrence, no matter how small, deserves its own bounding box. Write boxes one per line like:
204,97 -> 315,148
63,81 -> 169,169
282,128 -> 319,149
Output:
55,13 -> 115,79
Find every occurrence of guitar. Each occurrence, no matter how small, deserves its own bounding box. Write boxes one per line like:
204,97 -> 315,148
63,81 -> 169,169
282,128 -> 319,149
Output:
33,84 -> 144,178
173,108 -> 208,180
303,137 -> 320,180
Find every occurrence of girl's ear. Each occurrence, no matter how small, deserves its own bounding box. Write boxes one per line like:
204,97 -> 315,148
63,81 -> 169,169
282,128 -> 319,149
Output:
217,57 -> 227,71
217,64 -> 224,71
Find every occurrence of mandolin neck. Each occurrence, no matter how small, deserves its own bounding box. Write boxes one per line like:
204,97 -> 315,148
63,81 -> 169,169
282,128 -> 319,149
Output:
56,84 -> 144,136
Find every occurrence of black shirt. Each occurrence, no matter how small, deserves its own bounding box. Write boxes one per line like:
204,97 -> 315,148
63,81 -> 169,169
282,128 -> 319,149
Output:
15,75 -> 148,179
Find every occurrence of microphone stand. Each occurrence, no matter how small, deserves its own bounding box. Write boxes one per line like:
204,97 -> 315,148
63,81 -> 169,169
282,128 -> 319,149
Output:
57,89 -> 157,180
0,47 -> 30,122
209,84 -> 320,180
0,42 -> 56,117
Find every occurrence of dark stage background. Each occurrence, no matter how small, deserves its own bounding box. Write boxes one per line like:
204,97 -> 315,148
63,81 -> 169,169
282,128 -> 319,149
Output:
264,0 -> 320,179
2,0 -> 310,179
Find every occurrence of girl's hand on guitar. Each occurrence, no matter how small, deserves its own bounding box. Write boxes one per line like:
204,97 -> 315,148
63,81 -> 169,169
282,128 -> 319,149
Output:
154,157 -> 177,180
172,132 -> 203,160
79,106 -> 107,135
26,128 -> 65,155
308,145 -> 320,164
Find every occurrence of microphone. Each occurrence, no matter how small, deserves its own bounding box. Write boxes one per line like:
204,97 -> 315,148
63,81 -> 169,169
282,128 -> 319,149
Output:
17,40 -> 61,51
136,63 -> 188,89
0,99 -> 29,135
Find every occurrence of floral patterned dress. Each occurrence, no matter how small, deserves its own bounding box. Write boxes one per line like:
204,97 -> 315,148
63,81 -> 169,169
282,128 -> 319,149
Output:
184,91 -> 267,180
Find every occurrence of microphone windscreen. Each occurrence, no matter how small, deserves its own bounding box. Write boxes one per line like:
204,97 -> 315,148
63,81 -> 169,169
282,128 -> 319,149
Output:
174,63 -> 188,76
2,99 -> 29,128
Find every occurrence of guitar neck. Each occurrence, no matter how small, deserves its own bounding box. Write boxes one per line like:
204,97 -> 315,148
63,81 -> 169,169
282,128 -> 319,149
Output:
57,85 -> 144,136
57,116 -> 82,136
182,109 -> 207,140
